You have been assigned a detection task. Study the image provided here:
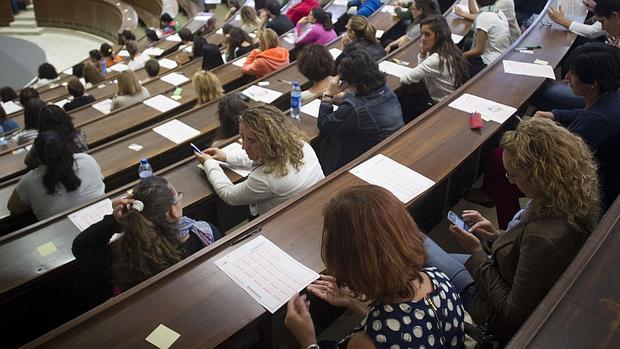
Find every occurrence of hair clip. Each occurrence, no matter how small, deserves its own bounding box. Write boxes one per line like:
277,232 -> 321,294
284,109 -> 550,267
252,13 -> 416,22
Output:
132,200 -> 144,212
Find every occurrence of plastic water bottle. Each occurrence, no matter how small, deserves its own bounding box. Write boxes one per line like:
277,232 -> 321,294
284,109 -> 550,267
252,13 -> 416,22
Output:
138,159 -> 153,179
290,80 -> 301,121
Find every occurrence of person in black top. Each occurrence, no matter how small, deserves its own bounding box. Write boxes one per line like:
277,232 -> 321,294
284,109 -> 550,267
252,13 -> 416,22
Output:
63,78 -> 95,112
72,176 -> 221,293
225,26 -> 255,61
334,16 -> 385,68
259,0 -> 294,35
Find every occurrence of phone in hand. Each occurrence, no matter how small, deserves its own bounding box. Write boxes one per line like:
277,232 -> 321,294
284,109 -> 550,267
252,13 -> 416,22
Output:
190,143 -> 202,154
448,211 -> 470,232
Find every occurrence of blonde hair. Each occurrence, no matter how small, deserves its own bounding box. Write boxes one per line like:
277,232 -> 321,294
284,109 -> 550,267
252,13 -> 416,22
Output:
117,70 -> 142,96
239,105 -> 307,177
192,71 -> 223,105
347,16 -> 378,44
259,28 -> 279,51
241,6 -> 259,27
83,61 -> 105,84
500,118 -> 600,233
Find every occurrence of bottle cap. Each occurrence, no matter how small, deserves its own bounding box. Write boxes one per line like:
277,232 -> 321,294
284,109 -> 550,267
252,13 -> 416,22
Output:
293,80 -> 299,86
140,159 -> 148,164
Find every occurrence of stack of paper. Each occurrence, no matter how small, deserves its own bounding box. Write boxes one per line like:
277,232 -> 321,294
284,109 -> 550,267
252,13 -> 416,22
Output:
153,119 -> 201,144
144,47 -> 165,56
451,33 -> 464,44
158,58 -> 178,70
68,199 -> 113,232
329,48 -> 342,60
1,101 -> 22,114
109,63 -> 129,72
215,235 -> 319,313
92,99 -> 113,114
300,99 -> 339,118
117,50 -> 130,57
160,72 -> 190,86
143,95 -> 181,113
53,98 -> 70,108
232,56 -> 248,67
448,93 -> 517,124
242,85 -> 283,103
378,60 -> 413,77
165,33 -> 181,42
502,60 -> 555,79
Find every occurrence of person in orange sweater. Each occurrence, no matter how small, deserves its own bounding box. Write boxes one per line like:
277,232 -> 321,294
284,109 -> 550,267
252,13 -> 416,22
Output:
242,28 -> 290,78
286,0 -> 319,25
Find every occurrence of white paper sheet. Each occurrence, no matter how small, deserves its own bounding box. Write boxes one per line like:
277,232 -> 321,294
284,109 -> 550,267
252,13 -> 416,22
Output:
300,99 -> 338,118
158,58 -> 178,70
376,29 -> 384,38
53,98 -> 70,108
109,63 -> 129,72
152,119 -> 201,144
334,0 -> 348,5
143,95 -> 181,113
160,72 -> 190,86
195,14 -> 213,21
62,67 -> 73,75
454,4 -> 469,15
117,50 -> 130,57
448,93 -> 517,124
248,32 -> 256,39
328,48 -> 342,60
216,28 -> 224,35
165,33 -> 181,42
219,142 -> 252,177
232,56 -> 248,67
381,5 -> 396,15
92,99 -> 113,114
451,33 -> 464,44
1,101 -> 22,114
215,235 -> 319,313
283,33 -> 295,44
144,47 -> 165,56
203,0 -> 222,4
349,154 -> 435,203
242,85 -> 283,103
68,198 -> 113,232
502,60 -> 555,79
378,60 -> 413,77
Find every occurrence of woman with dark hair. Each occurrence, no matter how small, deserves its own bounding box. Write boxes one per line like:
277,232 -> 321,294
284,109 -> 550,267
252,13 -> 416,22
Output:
100,43 -> 123,68
64,78 -> 96,112
1,86 -> 18,102
385,0 -> 441,53
334,16 -> 385,67
8,131 -> 105,220
88,49 -> 107,75
285,185 -> 465,348
297,44 -> 335,102
286,0 -> 319,25
201,44 -> 225,71
225,27 -> 254,61
126,40 -> 150,71
211,93 -> 249,148
191,37 -> 208,61
294,8 -> 337,46
318,51 -> 403,174
12,98 -> 44,144
160,13 -> 178,35
72,176 -> 220,293
19,87 -> 39,106
32,63 -> 60,89
120,30 -> 136,45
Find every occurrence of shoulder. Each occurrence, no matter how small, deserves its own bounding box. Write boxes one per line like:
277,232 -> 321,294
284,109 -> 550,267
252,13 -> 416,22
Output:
522,215 -> 576,247
74,153 -> 100,167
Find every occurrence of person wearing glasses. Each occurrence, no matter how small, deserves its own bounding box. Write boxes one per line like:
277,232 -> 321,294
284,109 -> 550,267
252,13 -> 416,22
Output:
72,176 -> 221,294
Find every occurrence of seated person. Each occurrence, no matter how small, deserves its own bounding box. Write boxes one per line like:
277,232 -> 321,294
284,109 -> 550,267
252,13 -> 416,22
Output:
63,78 -> 96,112
111,70 -> 150,111
120,30 -> 136,47
88,49 -> 107,75
425,118 -> 601,345
595,0 -> 620,36
12,98 -> 44,144
287,0 -> 319,25
259,0 -> 294,35
31,63 -> 60,89
126,40 -> 150,71
192,70 -> 224,105
349,0 -> 382,17
385,0 -> 441,53
297,44 -> 335,102
240,5 -> 260,33
285,185 -> 466,348
463,0 -> 511,76
191,37 -> 208,61
100,43 -> 123,68
83,60 -> 105,85
455,0 -> 521,43
1,86 -> 18,102
160,13 -> 178,35
177,27 -> 193,52
334,16 -> 385,67
547,2 -> 606,40
8,131 -> 105,220
194,105 -> 324,217
294,8 -> 337,46
0,104 -> 19,133
210,93 -> 249,148
201,43 -> 225,70
318,51 -> 404,174
144,59 -> 160,79
19,87 -> 38,107
242,28 -> 290,78
224,0 -> 241,21
225,27 -> 255,61
72,176 -> 220,293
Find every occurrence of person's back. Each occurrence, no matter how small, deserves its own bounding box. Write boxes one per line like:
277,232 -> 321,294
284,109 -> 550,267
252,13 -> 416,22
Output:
112,87 -> 150,110
0,105 -> 19,133
496,0 -> 521,42
112,70 -> 150,111
287,0 -> 319,25
476,8 -> 511,64
242,28 -> 290,77
267,14 -> 295,35
64,78 -> 95,112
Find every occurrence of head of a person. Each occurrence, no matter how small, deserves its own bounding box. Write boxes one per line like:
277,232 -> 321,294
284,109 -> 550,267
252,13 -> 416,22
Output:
192,70 -> 224,104
37,105 -> 78,142
297,44 -> 334,84
565,42 -> 620,97
126,40 -> 139,58
310,7 -> 333,31
339,51 -> 386,95
178,28 -> 192,43
100,43 -> 114,58
222,23 -> 234,36
38,63 -> 58,80
346,16 -> 378,44
113,176 -> 185,290
264,0 -> 281,16
595,0 -> 620,34
259,28 -> 279,51
201,44 -> 225,71
121,30 -> 136,44
255,0 -> 267,12
238,105 -> 307,176
227,26 -> 252,52
160,13 -> 173,26
145,59 -> 160,78
475,0 -> 496,7
1,86 -> 18,102
217,93 -> 249,139
72,62 -> 85,78
322,185 -> 427,303
117,70 -> 142,96
411,0 -> 441,20
241,5 -> 259,25
500,118 -> 600,233
89,49 -> 102,63
19,87 -> 39,106
192,37 -> 208,58
83,62 -> 105,84
67,78 -> 85,98
24,98 -> 45,130
34,131 -> 80,194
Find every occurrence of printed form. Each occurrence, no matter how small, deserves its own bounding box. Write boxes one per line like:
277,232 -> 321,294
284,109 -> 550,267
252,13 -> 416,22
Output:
449,93 -> 517,124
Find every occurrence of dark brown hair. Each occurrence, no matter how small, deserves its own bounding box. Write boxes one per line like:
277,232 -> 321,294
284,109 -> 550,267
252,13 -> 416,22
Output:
297,44 -> 334,83
67,78 -> 85,97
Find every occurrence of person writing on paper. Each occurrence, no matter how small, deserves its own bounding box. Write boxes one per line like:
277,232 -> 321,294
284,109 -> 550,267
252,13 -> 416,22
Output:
31,63 -> 60,89
294,8 -> 337,46
192,70 -> 224,105
241,6 -> 260,33
318,51 -> 403,174
297,44 -> 335,102
63,78 -> 96,112
454,0 -> 520,43
126,40 -> 150,71
8,131 -> 105,220
72,176 -> 221,293
462,0 -> 511,76
176,28 -> 194,53
287,0 -> 319,25
225,27 -> 255,61
242,28 -> 290,78
194,105 -> 324,217
111,70 -> 151,111
285,185 -> 466,348
258,0 -> 294,36
384,0 -> 441,54
88,49 -> 107,76
100,43 -> 123,68
334,16 -> 385,67
211,93 -> 249,148
547,4 -> 607,40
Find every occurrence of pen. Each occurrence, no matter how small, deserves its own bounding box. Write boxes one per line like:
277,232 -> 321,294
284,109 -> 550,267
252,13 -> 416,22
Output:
515,45 -> 542,51
392,58 -> 409,66
231,226 -> 262,245
278,79 -> 292,84
190,143 -> 202,153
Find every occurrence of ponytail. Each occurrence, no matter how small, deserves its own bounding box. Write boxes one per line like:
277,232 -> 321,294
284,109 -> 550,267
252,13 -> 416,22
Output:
312,8 -> 333,31
348,16 -> 378,44
35,131 -> 80,194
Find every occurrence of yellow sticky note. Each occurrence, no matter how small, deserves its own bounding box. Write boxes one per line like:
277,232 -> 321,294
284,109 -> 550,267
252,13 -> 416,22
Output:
145,324 -> 180,349
37,242 -> 57,257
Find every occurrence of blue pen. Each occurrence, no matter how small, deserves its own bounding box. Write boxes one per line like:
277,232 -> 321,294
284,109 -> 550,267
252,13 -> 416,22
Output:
190,143 -> 202,153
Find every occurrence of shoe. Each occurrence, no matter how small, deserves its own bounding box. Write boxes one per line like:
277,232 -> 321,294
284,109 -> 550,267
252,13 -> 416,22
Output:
463,188 -> 495,208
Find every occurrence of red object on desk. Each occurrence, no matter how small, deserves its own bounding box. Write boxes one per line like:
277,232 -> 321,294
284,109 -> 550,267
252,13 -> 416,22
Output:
470,112 -> 483,129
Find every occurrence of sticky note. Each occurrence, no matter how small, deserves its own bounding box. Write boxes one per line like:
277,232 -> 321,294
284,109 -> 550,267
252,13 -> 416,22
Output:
145,324 -> 181,349
128,143 -> 143,151
37,242 -> 58,257
534,59 -> 549,65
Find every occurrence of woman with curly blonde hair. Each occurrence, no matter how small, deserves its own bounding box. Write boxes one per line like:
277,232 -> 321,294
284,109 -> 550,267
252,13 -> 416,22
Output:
192,70 -> 223,105
424,117 -> 600,345
194,105 -> 324,216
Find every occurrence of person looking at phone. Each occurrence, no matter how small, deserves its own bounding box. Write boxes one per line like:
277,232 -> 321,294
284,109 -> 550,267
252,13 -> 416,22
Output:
424,118 -> 601,345
318,51 -> 403,174
72,176 -> 221,294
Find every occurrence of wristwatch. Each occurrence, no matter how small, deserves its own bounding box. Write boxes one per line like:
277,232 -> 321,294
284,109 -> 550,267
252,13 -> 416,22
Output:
306,345 -> 320,349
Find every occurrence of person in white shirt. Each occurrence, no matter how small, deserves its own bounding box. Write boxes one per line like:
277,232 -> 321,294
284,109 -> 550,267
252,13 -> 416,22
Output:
126,40 -> 150,71
400,16 -> 470,104
194,105 -> 325,216
547,4 -> 607,39
455,0 -> 521,43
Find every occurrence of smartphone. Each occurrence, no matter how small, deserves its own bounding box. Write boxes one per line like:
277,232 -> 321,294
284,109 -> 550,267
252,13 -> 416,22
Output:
447,211 -> 470,231
190,143 -> 202,154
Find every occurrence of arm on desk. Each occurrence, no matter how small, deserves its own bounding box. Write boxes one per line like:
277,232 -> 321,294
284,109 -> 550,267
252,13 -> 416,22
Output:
72,215 -> 121,273
203,159 -> 273,206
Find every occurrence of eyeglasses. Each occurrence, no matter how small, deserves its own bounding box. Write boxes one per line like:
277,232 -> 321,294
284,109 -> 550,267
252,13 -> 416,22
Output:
173,191 -> 184,205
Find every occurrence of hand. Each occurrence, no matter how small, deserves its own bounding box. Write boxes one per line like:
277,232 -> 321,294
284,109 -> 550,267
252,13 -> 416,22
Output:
533,111 -> 555,120
228,6 -> 237,14
342,34 -> 352,48
454,6 -> 468,17
285,294 -> 317,348
259,10 -> 268,20
449,224 -> 484,254
461,210 -> 500,241
112,196 -> 134,224
385,42 -> 396,54
548,6 -> 571,28
583,0 -> 597,12
298,16 -> 309,25
205,147 -> 226,161
326,75 -> 346,96
194,150 -> 213,165
307,275 -> 353,308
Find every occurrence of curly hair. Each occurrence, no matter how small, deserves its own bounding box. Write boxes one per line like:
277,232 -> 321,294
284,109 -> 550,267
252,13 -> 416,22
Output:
239,105 -> 307,177
297,44 -> 334,83
500,118 -> 600,233
192,70 -> 224,104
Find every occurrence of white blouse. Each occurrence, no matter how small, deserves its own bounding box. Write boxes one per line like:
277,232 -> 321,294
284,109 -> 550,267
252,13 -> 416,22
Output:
400,53 -> 457,103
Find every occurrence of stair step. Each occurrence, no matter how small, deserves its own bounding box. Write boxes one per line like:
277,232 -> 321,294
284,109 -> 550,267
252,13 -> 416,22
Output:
13,9 -> 35,20
9,20 -> 38,28
0,27 -> 44,35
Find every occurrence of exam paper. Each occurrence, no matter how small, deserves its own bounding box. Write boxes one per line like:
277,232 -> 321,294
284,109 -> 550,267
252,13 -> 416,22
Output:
153,119 -> 201,144
215,235 -> 319,313
109,63 -> 129,72
68,199 -> 113,232
232,57 -> 247,67
334,0 -> 348,5
451,33 -> 464,44
329,48 -> 342,60
349,154 -> 435,203
283,33 -> 295,44
143,94 -> 181,113
62,67 -> 73,75
158,58 -> 178,70
1,101 -> 22,114
379,60 -> 413,77
376,29 -> 384,38
381,5 -> 396,15
117,50 -> 130,57
165,33 -> 181,42
92,99 -> 113,114
242,85 -> 283,103
53,98 -> 70,108
160,72 -> 190,86
448,93 -> 517,124
216,28 -> 224,35
502,60 -> 555,79
144,47 -> 165,57
300,99 -> 338,118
